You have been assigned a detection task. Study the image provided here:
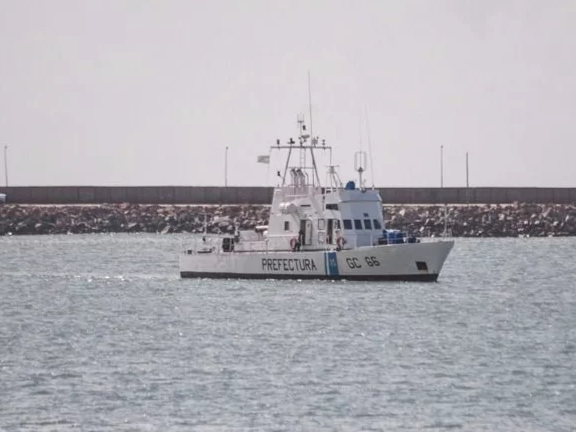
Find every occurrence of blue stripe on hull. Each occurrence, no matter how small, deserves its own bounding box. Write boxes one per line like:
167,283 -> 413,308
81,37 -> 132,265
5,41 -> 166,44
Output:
325,251 -> 339,277
180,271 -> 439,282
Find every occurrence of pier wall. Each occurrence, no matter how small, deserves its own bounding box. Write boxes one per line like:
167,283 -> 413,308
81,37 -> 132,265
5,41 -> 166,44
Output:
0,186 -> 575,205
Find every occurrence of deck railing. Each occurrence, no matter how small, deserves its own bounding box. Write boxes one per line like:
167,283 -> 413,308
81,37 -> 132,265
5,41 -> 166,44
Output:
183,228 -> 453,255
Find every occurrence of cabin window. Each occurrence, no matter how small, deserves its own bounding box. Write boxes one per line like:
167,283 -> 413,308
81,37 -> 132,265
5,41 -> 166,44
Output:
326,203 -> 339,210
364,219 -> 372,229
284,221 -> 290,231
318,219 -> 325,230
343,219 -> 353,230
354,219 -> 363,230
373,219 -> 382,229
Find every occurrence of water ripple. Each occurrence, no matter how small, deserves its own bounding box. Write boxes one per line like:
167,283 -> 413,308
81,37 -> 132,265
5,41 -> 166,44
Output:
1,235 -> 575,431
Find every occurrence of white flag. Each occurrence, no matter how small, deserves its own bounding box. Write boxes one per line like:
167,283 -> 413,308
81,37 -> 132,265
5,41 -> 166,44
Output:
257,155 -> 270,164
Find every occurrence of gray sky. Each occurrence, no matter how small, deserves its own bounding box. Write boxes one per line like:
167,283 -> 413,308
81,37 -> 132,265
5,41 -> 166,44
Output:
1,0 -> 575,187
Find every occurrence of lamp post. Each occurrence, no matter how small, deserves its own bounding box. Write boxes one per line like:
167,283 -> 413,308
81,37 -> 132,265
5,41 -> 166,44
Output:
440,145 -> 444,189
466,151 -> 470,205
224,146 -> 229,187
3,145 -> 7,187
440,145 -> 447,237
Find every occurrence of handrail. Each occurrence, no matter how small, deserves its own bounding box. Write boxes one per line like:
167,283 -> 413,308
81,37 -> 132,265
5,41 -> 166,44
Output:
182,225 -> 448,255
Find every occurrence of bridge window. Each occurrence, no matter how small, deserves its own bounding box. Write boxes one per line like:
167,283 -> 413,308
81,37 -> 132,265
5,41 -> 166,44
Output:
364,219 -> 372,229
354,219 -> 363,230
343,219 -> 353,230
284,221 -> 290,231
326,203 -> 339,210
373,219 -> 382,229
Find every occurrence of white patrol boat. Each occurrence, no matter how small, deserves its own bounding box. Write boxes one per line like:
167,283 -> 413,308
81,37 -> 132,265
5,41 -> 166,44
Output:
180,116 -> 453,282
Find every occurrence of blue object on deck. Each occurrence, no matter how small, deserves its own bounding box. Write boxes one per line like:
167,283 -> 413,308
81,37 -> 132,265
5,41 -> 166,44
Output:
345,181 -> 356,190
386,229 -> 405,244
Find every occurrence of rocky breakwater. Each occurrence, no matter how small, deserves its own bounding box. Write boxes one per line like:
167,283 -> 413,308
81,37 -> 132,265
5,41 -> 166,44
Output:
386,203 -> 576,237
0,204 -> 268,236
0,202 -> 575,237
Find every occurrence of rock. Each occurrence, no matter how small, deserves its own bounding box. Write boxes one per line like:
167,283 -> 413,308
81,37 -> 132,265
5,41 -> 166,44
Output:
1,203 -> 576,238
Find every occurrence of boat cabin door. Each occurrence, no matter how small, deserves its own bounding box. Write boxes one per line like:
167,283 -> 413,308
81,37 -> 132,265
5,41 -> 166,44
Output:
326,219 -> 339,244
299,219 -> 313,246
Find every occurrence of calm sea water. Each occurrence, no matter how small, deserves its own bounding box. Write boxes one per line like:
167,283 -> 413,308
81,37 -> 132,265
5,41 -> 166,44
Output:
0,234 -> 575,432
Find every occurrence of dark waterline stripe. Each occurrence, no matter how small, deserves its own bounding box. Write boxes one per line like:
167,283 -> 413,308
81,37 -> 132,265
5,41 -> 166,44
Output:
180,272 -> 439,282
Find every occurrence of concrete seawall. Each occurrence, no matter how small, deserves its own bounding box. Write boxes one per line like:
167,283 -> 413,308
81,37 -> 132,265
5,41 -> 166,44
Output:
2,203 -> 575,237
0,186 -> 576,204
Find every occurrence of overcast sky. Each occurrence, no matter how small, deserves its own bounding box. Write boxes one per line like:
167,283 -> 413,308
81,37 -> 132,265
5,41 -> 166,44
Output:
1,0 -> 575,187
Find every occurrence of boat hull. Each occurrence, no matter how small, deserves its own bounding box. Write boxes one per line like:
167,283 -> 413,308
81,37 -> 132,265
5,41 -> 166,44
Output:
179,240 -> 454,282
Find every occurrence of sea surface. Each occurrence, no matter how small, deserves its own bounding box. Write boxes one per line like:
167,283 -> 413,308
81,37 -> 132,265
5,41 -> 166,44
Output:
0,234 -> 575,432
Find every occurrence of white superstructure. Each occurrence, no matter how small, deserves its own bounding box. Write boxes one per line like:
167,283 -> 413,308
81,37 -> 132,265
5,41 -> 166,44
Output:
180,116 -> 453,281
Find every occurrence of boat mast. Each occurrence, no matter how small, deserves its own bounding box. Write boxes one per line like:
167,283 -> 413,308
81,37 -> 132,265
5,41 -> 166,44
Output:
273,75 -> 329,189
280,138 -> 294,186
308,72 -> 313,150
307,73 -> 321,187
274,131 -> 330,190
365,105 -> 375,190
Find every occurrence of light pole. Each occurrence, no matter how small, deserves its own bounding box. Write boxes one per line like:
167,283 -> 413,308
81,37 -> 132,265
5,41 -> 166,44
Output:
224,146 -> 229,187
466,151 -> 470,205
440,145 -> 444,189
3,145 -> 7,187
440,145 -> 447,237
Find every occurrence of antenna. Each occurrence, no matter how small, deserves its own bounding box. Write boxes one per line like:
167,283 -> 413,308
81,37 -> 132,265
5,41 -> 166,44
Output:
307,72 -> 321,186
364,105 -> 375,189
308,71 -> 313,143
358,111 -> 363,152
354,151 -> 367,189
355,110 -> 366,190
